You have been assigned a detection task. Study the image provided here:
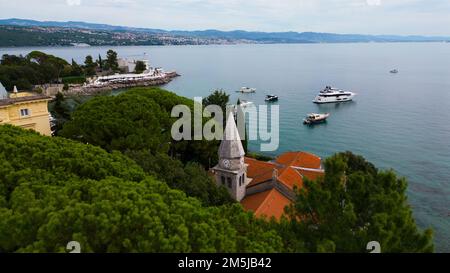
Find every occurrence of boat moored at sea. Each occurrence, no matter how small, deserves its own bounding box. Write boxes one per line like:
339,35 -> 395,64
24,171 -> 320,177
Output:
238,100 -> 254,108
313,86 -> 356,104
390,69 -> 399,74
265,94 -> 279,102
303,113 -> 330,125
238,87 -> 256,93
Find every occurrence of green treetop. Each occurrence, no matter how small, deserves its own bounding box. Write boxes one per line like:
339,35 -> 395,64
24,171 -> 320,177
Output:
0,125 -> 283,253
105,49 -> 119,72
283,152 -> 434,253
134,60 -> 147,74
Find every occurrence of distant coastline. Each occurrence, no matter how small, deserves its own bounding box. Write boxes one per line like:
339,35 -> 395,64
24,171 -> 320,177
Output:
1,18 -> 449,47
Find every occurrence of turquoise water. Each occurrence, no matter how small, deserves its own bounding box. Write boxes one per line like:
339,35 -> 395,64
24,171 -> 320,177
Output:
1,43 -> 449,252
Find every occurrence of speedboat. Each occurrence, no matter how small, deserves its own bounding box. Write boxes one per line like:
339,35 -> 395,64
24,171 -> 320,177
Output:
238,87 -> 256,93
265,95 -> 279,102
303,113 -> 330,125
390,69 -> 399,74
239,100 -> 254,108
313,86 -> 356,104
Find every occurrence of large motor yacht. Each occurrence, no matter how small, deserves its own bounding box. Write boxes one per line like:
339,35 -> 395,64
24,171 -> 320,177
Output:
313,86 -> 356,104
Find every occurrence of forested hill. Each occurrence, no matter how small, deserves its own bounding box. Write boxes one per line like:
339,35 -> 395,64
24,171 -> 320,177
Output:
1,18 -> 449,47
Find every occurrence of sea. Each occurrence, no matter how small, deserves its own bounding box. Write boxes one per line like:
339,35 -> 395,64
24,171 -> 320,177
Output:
1,43 -> 449,252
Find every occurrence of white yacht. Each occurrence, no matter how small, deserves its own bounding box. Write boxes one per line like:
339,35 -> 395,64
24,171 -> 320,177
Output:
313,86 -> 356,104
239,100 -> 254,108
238,87 -> 256,93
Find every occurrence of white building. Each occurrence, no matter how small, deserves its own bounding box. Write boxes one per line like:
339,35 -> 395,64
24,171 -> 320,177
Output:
118,58 -> 150,73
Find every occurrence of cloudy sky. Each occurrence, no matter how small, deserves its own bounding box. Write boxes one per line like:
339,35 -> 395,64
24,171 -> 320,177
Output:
1,0 -> 450,35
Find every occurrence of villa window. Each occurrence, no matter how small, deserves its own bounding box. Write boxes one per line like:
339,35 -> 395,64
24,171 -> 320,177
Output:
20,109 -> 30,117
221,176 -> 225,186
227,177 -> 232,188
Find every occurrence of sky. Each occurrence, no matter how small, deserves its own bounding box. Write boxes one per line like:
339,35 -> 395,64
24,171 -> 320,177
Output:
1,0 -> 450,35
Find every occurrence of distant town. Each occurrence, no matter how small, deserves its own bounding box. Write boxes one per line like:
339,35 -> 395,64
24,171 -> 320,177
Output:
0,25 -> 251,47
1,18 -> 449,47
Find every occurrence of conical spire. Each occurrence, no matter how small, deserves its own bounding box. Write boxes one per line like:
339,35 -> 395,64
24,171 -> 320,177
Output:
0,82 -> 7,100
219,114 -> 245,159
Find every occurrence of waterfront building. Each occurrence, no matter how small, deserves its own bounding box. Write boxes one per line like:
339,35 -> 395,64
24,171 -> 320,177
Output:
0,83 -> 52,136
118,58 -> 151,73
212,115 -> 324,219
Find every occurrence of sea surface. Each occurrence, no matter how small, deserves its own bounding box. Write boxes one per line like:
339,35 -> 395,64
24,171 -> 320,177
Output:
1,43 -> 449,252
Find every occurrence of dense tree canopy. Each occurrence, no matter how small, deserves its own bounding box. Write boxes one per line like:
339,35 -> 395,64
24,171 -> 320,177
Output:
0,124 -> 434,253
60,88 -> 229,206
203,89 -> 230,119
282,152 -> 434,253
61,92 -> 170,153
0,125 -> 283,253
0,50 -> 125,92
0,51 -> 76,90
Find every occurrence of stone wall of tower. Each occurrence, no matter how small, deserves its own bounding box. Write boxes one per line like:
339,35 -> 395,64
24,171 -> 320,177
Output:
213,163 -> 247,202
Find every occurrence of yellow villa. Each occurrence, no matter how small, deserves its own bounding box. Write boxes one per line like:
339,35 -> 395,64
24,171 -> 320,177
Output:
0,83 -> 52,136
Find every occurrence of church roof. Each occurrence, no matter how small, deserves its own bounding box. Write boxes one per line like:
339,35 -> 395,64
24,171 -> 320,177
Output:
241,189 -> 291,220
219,114 -> 245,159
245,157 -> 278,187
277,167 -> 304,190
276,151 -> 322,169
241,151 -> 325,220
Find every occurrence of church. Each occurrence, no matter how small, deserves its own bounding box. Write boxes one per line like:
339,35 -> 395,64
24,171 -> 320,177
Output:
211,114 -> 325,220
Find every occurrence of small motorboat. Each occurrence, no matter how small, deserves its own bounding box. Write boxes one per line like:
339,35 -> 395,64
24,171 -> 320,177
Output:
390,69 -> 399,74
238,87 -> 256,93
239,100 -> 254,108
303,113 -> 330,125
265,94 -> 279,102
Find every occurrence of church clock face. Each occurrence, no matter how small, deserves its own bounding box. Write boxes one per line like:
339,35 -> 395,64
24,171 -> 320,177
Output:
222,159 -> 231,169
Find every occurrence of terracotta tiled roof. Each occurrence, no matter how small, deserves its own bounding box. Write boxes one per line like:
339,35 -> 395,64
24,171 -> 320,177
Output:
245,157 -> 278,187
241,189 -> 291,220
277,167 -> 304,190
276,151 -> 322,169
242,152 -> 324,220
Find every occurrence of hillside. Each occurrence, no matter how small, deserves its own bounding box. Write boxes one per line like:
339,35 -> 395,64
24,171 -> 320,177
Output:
0,18 -> 449,47
0,25 -> 235,47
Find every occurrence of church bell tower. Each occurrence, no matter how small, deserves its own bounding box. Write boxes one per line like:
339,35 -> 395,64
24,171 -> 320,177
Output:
212,114 -> 247,201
